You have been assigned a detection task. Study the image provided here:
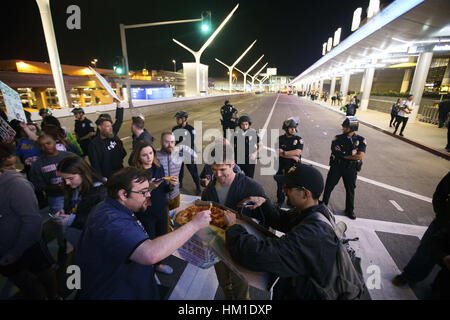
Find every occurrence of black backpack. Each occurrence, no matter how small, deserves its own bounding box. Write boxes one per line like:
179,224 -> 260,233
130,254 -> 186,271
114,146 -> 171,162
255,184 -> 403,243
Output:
308,211 -> 366,300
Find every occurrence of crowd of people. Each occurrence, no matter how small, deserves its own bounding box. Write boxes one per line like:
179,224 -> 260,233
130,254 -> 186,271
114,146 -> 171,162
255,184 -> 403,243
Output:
0,98 -> 448,301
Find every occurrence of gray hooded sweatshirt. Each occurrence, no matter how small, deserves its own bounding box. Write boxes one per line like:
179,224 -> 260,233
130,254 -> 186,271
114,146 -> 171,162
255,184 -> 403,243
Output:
0,170 -> 42,258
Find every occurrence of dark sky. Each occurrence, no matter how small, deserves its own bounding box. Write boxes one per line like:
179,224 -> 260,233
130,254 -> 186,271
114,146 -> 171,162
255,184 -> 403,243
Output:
1,0 -> 392,78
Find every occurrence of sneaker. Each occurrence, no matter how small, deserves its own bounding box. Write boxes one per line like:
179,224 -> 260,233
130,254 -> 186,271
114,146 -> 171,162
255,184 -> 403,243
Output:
392,274 -> 408,287
156,264 -> 173,275
399,133 -> 404,137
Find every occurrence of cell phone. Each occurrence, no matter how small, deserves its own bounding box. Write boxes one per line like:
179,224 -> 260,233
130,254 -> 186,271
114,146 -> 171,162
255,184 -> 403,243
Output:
48,208 -> 62,220
242,201 -> 255,206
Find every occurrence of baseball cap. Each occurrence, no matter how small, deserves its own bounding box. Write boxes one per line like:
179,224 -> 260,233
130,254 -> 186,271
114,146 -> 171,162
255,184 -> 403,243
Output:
275,164 -> 324,198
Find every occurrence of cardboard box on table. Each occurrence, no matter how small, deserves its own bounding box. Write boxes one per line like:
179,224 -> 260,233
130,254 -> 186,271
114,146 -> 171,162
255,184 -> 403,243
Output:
172,199 -> 279,292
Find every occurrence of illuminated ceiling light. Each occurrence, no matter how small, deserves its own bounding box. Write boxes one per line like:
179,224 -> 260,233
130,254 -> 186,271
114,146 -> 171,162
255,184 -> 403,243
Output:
367,0 -> 380,19
388,62 -> 417,68
433,44 -> 450,51
322,42 -> 327,56
392,37 -> 409,44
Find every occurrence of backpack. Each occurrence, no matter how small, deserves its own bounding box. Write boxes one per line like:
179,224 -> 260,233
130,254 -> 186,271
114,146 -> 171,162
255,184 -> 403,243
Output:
308,211 -> 366,300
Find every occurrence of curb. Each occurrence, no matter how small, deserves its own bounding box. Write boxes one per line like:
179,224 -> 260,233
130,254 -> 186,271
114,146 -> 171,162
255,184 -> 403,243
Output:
302,97 -> 450,161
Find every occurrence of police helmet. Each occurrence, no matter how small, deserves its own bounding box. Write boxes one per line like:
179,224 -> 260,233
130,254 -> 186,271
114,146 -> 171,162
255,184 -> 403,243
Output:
174,110 -> 188,119
71,107 -> 84,114
342,116 -> 359,131
224,100 -> 230,105
238,115 -> 252,126
282,118 -> 298,131
38,108 -> 52,117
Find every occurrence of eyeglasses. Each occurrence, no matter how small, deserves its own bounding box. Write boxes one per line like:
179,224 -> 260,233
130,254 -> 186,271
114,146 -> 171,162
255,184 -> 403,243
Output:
129,189 -> 151,196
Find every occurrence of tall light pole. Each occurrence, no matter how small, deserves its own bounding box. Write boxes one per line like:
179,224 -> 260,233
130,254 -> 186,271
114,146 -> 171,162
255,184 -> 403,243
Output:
234,54 -> 264,92
248,62 -> 268,91
215,39 -> 257,93
172,59 -> 176,72
35,0 -> 68,108
120,16 -> 209,108
173,4 -> 239,95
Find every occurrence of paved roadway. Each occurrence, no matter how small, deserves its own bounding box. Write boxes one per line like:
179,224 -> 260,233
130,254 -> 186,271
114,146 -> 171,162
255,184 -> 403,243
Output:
61,93 -> 450,299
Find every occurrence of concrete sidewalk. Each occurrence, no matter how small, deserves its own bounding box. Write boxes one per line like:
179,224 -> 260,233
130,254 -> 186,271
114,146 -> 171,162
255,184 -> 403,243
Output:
301,97 -> 450,161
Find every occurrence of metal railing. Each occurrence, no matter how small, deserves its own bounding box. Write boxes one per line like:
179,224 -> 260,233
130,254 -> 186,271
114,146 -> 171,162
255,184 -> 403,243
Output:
417,105 -> 439,125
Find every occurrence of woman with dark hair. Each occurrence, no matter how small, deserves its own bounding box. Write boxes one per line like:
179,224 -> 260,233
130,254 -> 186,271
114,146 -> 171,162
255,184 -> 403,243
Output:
41,123 -> 82,156
42,116 -> 82,154
132,141 -> 175,275
53,156 -> 106,249
390,98 -> 402,127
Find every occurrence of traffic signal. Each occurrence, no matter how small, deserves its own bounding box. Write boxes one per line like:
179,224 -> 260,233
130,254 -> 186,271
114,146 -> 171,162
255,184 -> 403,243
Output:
113,57 -> 124,75
201,11 -> 211,33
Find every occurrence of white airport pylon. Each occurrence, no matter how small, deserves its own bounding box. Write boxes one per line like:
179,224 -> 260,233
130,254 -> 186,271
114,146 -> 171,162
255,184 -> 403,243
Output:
249,62 -> 268,91
173,4 -> 239,95
233,54 -> 264,92
215,39 -> 257,93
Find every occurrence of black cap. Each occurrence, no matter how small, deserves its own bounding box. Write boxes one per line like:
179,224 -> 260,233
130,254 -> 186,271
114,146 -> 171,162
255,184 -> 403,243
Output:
95,113 -> 112,125
275,164 -> 324,197
238,115 -> 251,126
174,110 -> 188,119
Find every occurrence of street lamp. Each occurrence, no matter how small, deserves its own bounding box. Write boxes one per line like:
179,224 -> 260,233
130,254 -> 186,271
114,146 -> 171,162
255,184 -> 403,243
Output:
172,59 -> 176,72
91,58 -> 98,68
120,12 -> 213,107
248,62 -> 268,91
173,4 -> 239,95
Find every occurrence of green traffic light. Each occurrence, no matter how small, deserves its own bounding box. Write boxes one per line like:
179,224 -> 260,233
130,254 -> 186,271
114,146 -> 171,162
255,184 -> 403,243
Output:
201,24 -> 209,32
115,67 -> 123,74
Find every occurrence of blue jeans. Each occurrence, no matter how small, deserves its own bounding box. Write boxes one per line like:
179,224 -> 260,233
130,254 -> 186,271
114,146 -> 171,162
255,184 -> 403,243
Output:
402,219 -> 438,283
47,196 -> 65,248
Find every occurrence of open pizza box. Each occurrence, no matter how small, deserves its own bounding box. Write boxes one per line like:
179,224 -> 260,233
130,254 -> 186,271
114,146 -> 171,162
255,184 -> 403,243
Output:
172,198 -> 279,292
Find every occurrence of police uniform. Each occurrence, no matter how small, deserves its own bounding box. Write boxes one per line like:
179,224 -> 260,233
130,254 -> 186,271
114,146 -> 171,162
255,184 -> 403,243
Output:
172,123 -> 201,191
322,131 -> 366,218
74,117 -> 95,156
275,134 -> 304,204
220,103 -> 238,138
232,128 -> 260,178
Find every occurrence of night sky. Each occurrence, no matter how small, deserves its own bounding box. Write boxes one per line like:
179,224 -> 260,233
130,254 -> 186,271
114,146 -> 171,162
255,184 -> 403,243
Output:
1,0 -> 393,78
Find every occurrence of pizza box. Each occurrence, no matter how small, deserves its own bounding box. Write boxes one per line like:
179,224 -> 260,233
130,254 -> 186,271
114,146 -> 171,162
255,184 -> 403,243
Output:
172,199 -> 279,292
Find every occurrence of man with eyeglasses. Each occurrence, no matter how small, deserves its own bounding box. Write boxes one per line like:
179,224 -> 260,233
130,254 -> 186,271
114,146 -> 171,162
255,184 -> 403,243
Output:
223,164 -> 341,300
75,167 -> 211,300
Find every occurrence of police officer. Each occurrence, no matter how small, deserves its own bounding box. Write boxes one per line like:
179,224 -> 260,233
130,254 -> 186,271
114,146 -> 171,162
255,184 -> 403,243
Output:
172,110 -> 201,195
38,108 -> 52,120
232,115 -> 261,178
322,117 -> 366,220
72,107 -> 95,157
220,100 -> 238,138
275,118 -> 304,206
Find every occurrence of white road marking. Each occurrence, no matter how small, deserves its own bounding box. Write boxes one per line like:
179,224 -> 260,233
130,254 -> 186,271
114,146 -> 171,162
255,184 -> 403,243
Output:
260,94 -> 280,140
315,125 -> 320,128
323,131 -> 328,135
261,146 -> 432,203
389,200 -> 404,212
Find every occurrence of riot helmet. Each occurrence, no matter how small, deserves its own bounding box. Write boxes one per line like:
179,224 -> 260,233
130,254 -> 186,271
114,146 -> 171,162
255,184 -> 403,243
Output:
342,117 -> 359,132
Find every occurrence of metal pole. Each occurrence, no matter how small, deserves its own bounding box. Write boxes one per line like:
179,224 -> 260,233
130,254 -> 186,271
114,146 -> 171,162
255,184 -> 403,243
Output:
120,24 -> 133,108
36,0 -> 68,108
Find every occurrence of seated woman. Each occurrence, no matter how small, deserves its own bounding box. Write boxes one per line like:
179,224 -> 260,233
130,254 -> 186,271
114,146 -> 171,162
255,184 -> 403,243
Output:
53,156 -> 106,249
132,141 -> 177,275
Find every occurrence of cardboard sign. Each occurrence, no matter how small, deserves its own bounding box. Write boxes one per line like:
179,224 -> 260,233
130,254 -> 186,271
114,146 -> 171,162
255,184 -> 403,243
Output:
88,67 -> 122,102
0,81 -> 26,122
0,117 -> 16,143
